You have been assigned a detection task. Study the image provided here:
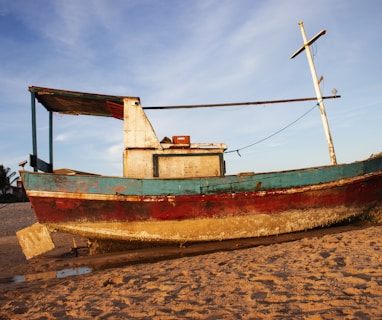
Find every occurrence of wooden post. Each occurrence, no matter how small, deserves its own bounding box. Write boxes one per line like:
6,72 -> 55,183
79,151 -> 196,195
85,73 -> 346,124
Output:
291,21 -> 337,165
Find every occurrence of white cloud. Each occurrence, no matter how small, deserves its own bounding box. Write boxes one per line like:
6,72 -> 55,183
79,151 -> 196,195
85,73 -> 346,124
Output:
55,133 -> 70,142
0,0 -> 381,175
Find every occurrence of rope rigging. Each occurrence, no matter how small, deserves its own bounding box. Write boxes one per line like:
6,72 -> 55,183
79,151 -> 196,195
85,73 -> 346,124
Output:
225,102 -> 319,156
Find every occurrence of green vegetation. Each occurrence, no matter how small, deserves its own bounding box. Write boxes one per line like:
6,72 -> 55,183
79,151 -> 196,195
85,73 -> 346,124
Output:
0,164 -> 27,202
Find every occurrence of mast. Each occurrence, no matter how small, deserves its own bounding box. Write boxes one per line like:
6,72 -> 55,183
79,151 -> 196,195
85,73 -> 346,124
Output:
290,21 -> 337,165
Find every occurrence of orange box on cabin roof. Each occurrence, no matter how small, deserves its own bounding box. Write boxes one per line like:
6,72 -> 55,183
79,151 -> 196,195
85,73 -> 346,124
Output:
172,136 -> 190,144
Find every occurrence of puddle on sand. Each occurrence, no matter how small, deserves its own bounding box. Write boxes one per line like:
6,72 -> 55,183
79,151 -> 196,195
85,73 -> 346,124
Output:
0,266 -> 93,285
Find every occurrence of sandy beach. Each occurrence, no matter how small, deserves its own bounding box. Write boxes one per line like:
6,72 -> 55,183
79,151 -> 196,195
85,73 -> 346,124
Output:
0,203 -> 381,319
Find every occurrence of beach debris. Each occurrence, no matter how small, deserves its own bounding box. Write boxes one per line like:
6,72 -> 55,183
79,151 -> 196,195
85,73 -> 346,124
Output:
16,223 -> 55,259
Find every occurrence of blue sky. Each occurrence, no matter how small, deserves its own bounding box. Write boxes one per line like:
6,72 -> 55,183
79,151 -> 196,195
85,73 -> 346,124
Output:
1,0 -> 381,177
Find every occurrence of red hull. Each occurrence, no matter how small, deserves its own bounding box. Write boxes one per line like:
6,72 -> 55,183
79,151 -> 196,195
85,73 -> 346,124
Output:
29,172 -> 382,224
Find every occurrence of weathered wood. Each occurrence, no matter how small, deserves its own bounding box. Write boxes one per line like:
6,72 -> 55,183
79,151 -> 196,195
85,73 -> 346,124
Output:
16,223 -> 55,259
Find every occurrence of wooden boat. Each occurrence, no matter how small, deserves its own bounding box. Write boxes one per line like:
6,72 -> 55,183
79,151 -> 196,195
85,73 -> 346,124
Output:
18,85 -> 382,253
17,23 -> 382,258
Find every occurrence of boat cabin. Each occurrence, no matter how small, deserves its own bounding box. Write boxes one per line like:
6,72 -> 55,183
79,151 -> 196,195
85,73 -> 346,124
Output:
122,97 -> 226,178
28,87 -> 226,178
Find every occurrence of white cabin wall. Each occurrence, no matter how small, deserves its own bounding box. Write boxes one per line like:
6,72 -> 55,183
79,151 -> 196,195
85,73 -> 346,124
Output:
123,150 -> 154,178
122,97 -> 162,178
123,97 -> 161,149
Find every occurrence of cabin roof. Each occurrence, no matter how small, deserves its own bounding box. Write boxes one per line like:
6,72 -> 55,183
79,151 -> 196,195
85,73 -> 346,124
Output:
29,86 -> 137,119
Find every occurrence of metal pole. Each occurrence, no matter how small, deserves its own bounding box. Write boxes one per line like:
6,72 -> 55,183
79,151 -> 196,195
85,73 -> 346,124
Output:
296,21 -> 337,165
31,91 -> 38,172
143,95 -> 340,110
49,111 -> 53,171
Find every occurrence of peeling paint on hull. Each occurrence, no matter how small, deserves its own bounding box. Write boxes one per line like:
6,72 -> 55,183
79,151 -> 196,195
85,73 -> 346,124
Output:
45,204 -> 380,242
21,156 -> 382,242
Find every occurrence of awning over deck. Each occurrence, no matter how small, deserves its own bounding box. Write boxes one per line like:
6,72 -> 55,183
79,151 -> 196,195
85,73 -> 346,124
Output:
28,86 -> 140,172
29,86 -> 137,120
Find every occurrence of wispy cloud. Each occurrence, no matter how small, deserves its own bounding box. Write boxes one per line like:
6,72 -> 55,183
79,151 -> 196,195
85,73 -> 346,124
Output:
55,133 -> 70,142
0,0 -> 381,174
